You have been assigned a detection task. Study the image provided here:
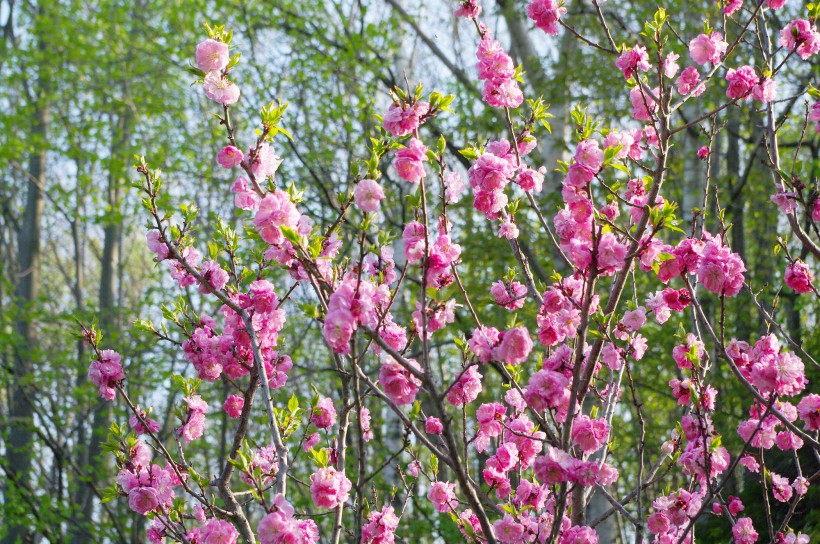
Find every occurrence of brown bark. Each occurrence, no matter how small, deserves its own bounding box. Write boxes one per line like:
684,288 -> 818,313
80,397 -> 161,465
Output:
3,26 -> 49,544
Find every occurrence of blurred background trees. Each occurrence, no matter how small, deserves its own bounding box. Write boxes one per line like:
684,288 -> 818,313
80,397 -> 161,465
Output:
0,0 -> 817,542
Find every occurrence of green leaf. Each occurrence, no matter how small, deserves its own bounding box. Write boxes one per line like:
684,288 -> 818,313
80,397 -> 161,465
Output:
288,394 -> 299,413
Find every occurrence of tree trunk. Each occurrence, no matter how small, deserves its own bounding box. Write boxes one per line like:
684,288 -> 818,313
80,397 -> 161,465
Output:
73,107 -> 132,540
3,44 -> 48,544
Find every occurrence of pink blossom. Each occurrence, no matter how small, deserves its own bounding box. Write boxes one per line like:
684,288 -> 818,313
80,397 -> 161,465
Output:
196,39 -> 230,73
469,325 -> 501,363
217,146 -> 244,168
383,101 -> 429,137
303,433 -> 320,452
739,454 -> 760,472
129,408 -> 159,436
477,402 -> 506,436
494,515 -> 525,543
482,78 -> 523,108
446,365 -> 483,406
322,309 -> 355,355
630,85 -> 658,121
128,487 -> 160,515
785,261 -> 814,293
177,395 -> 209,443
223,395 -> 244,419
455,0 -> 482,18
231,177 -> 259,210
247,143 -> 283,180
647,512 -> 670,535
726,66 -> 758,100
663,52 -> 680,78
677,66 -> 705,97
311,397 -> 337,429
732,518 -> 758,544
771,472 -> 793,502
258,494 -> 313,544
498,218 -> 519,239
200,519 -> 239,544
689,32 -> 728,65
621,307 -> 646,331
574,139 -> 604,172
254,190 -> 300,245
696,233 -> 746,296
779,20 -> 820,60
360,407 -> 373,442
697,146 -> 709,159
362,505 -> 399,544
490,279 -> 528,310
88,349 -> 125,400
797,394 -> 820,430
203,71 -> 240,105
493,326 -> 533,365
379,357 -> 422,405
572,415 -> 610,454
198,260 -> 229,293
559,525 -> 599,544
354,179 -> 386,213
753,77 -> 777,103
427,481 -> 456,512
309,467 -> 352,509
394,138 -> 428,183
444,171 -> 466,202
616,45 -> 651,80
425,417 -> 443,434
724,0 -> 743,15
516,166 -> 545,192
146,230 -> 169,261
596,232 -> 627,274
527,0 -> 567,36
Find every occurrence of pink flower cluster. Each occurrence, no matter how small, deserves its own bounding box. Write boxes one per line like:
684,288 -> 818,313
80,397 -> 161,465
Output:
362,505 -> 399,544
616,45 -> 651,80
476,34 -> 523,108
88,349 -> 125,400
403,221 -> 461,289
527,0 -> 567,36
182,280 -> 290,391
196,39 -> 240,105
310,396 -> 338,429
394,138 -> 428,183
258,494 -> 319,544
728,334 -> 806,397
689,32 -> 728,65
354,179 -> 386,213
383,101 -> 429,137
309,466 -> 352,509
490,278 -> 528,310
176,395 -> 209,443
785,261 -> 814,293
779,20 -> 820,60
533,445 -> 619,488
379,357 -> 422,405
117,442 -> 176,516
427,481 -> 457,512
647,488 -> 705,541
536,275 -> 596,347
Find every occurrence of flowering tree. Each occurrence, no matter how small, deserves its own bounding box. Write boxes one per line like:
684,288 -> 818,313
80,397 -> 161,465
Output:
83,2 -> 820,544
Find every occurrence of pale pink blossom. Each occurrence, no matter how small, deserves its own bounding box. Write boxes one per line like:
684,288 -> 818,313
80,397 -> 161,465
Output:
217,146 -> 244,168
354,179 -> 386,213
309,467 -> 352,509
196,39 -> 230,72
223,395 -> 244,419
